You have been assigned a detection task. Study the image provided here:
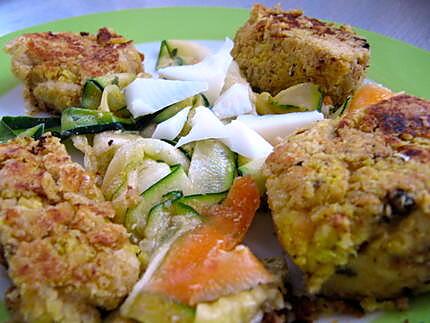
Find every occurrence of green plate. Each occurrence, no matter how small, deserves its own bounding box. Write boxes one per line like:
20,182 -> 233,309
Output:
0,7 -> 429,323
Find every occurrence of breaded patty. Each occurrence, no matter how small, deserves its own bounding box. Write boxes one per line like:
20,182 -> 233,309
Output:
0,135 -> 140,322
232,5 -> 370,106
5,28 -> 144,113
264,94 -> 430,306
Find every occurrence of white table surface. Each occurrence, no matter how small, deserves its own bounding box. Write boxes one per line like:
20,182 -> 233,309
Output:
0,0 -> 429,50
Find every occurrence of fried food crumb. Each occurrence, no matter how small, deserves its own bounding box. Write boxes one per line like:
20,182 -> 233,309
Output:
264,94 -> 430,306
232,4 -> 370,105
4,28 -> 144,114
0,135 -> 140,323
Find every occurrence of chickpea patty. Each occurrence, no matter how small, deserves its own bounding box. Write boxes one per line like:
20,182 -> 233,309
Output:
5,28 -> 143,114
264,94 -> 430,306
0,135 -> 140,322
232,4 -> 370,106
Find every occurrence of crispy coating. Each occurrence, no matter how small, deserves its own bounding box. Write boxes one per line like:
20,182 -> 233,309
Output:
264,94 -> 430,305
232,4 -> 370,106
5,28 -> 144,113
0,135 -> 140,322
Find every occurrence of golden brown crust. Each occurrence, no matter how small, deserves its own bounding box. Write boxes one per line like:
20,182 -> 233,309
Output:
340,94 -> 430,162
249,5 -> 368,49
0,135 -> 140,322
232,4 -> 370,105
5,28 -> 143,113
264,94 -> 430,305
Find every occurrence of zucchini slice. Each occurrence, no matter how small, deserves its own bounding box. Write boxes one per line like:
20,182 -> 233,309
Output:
85,83 -> 127,114
178,107 -> 196,138
178,142 -> 195,159
106,85 -> 127,113
156,40 -> 210,70
95,73 -> 136,89
61,107 -> 134,137
102,141 -> 173,201
81,73 -> 135,109
101,141 -> 146,200
0,120 -> 16,143
158,190 -> 184,204
91,131 -> 142,175
0,117 -> 58,143
133,138 -> 190,172
178,191 -> 227,214
152,94 -> 209,124
141,190 -> 202,264
145,195 -> 201,249
274,83 -> 322,110
192,93 -> 209,107
153,96 -> 194,124
256,83 -> 322,114
176,94 -> 210,137
328,96 -> 351,119
143,192 -> 184,245
123,291 -> 195,323
188,140 -> 237,194
81,80 -> 103,110
110,160 -> 171,224
16,123 -> 45,139
1,116 -> 61,136
95,136 -> 189,174
102,138 -> 190,203
238,158 -> 267,194
237,155 -> 252,167
123,195 -> 199,320
125,164 -> 193,237
144,201 -> 201,254
156,40 -> 184,70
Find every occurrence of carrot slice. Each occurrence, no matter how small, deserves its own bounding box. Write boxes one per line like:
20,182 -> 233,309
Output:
208,175 -> 261,248
349,84 -> 393,112
148,245 -> 274,305
145,177 -> 273,305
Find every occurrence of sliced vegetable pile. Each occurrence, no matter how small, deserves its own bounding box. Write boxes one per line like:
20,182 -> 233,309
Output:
121,177 -> 283,322
0,38 -> 371,321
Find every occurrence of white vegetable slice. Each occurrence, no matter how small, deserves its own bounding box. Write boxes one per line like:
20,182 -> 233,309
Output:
176,107 -> 273,159
102,138 -> 190,200
212,83 -> 253,119
93,131 -> 142,157
136,138 -> 190,172
176,107 -> 227,147
135,161 -> 171,194
152,106 -> 191,141
158,38 -> 234,104
156,40 -> 212,69
102,141 -> 147,200
71,135 -> 97,174
238,157 -> 267,194
224,120 -> 273,160
125,79 -> 208,118
108,159 -> 171,223
222,60 -> 250,92
188,140 -> 236,194
112,160 -> 171,199
237,111 -> 324,145
92,131 -> 142,173
167,40 -> 212,63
